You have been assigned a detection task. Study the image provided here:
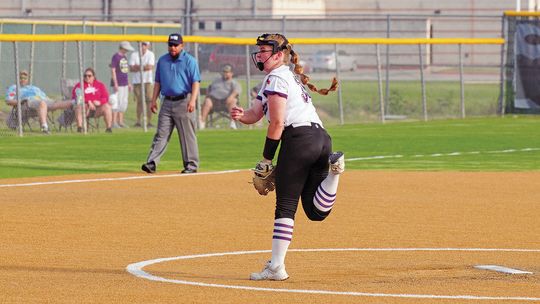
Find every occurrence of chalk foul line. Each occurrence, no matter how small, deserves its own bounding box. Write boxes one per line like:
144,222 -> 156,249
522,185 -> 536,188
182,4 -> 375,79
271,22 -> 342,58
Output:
1,147 -> 538,188
0,170 -> 242,188
346,147 -> 540,162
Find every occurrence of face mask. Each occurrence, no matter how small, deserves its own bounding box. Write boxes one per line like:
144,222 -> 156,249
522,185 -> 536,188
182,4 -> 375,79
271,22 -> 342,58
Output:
251,50 -> 274,71
256,58 -> 269,71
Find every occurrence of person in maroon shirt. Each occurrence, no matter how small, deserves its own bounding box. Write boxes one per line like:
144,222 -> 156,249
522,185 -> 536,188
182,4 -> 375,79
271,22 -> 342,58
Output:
72,67 -> 113,133
110,41 -> 133,128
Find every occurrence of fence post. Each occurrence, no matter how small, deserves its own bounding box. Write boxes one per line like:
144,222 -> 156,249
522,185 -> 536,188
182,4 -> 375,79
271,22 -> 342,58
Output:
459,43 -> 465,119
0,23 -> 3,68
498,14 -> 507,116
14,42 -> 23,137
385,14 -> 391,115
334,44 -> 344,125
92,25 -> 96,70
194,42 -> 201,130
418,44 -> 428,121
245,44 -> 252,108
29,23 -> 36,84
77,41 -> 87,134
376,44 -> 385,123
138,41 -> 148,132
82,18 -> 86,75
0,25 -> 7,122
62,24 -> 67,79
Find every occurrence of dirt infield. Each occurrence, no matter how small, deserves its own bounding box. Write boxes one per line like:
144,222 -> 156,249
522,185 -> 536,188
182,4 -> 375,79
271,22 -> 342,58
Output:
1,171 -> 539,303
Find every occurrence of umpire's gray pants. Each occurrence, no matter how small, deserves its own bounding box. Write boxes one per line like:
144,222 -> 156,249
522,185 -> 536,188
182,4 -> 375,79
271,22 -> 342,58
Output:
146,98 -> 199,171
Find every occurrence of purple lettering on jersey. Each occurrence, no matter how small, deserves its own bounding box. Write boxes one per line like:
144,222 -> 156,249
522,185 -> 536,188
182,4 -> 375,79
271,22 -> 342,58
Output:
294,76 -> 311,103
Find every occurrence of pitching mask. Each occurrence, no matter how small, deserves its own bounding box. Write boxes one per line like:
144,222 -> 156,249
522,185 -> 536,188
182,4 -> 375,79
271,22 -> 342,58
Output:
250,33 -> 289,71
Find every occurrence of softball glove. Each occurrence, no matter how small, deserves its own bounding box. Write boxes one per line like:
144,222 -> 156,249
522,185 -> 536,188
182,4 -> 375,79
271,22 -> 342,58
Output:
251,160 -> 276,196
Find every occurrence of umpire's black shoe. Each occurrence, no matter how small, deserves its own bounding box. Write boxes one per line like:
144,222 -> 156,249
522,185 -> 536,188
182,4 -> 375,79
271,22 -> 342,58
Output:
141,161 -> 156,174
181,168 -> 197,174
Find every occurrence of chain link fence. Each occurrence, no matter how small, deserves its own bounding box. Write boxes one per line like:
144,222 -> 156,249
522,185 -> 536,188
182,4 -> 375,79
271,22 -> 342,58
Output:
0,16 -> 505,136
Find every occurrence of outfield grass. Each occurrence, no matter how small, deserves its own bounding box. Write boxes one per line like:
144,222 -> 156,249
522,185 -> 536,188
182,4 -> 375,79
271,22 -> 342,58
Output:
0,116 -> 539,179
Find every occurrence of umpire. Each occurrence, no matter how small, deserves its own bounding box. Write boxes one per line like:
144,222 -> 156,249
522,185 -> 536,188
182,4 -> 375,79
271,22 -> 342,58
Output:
141,33 -> 201,174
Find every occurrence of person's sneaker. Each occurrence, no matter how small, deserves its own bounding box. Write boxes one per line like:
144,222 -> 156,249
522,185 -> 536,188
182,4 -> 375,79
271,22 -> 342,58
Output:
134,122 -> 142,127
77,127 -> 83,133
147,123 -> 155,128
199,120 -> 206,130
105,128 -> 112,133
112,123 -> 121,129
41,126 -> 50,135
229,120 -> 237,130
250,261 -> 289,281
329,151 -> 345,175
141,161 -> 156,174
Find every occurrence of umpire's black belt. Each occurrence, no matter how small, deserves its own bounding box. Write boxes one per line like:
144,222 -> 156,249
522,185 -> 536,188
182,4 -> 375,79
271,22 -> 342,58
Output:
164,94 -> 187,101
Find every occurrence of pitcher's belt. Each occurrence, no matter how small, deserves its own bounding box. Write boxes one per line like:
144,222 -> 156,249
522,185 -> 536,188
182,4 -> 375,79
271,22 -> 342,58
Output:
284,122 -> 320,131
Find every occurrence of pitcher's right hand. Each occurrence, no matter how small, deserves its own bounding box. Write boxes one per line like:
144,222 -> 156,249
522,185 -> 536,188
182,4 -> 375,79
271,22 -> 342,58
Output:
230,106 -> 244,121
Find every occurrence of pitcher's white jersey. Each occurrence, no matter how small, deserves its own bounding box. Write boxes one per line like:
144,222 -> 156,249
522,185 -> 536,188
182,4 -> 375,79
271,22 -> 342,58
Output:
256,65 -> 323,128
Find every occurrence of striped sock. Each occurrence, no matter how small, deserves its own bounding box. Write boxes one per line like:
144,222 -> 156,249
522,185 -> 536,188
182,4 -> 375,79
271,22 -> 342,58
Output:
271,218 -> 294,268
313,173 -> 340,213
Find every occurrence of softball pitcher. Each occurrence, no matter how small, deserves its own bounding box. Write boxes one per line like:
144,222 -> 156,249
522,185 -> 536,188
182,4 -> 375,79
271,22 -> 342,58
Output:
230,33 -> 345,281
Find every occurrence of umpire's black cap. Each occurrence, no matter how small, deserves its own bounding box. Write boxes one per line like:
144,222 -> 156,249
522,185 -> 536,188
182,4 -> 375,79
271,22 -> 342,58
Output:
168,33 -> 183,45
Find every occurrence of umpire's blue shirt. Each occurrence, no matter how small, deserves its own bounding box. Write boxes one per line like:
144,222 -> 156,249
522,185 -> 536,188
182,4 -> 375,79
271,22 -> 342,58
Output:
155,50 -> 201,96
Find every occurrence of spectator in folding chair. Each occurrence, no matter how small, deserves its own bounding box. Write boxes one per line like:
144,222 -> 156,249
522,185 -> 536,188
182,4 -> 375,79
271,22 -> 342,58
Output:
72,68 -> 113,133
199,64 -> 241,129
5,70 -> 74,134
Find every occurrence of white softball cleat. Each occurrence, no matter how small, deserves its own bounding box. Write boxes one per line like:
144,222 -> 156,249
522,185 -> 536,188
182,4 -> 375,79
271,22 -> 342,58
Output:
329,151 -> 345,175
249,261 -> 289,281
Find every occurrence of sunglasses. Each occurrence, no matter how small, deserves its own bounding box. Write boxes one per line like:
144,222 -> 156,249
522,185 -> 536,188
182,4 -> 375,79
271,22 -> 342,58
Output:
84,74 -> 94,78
19,76 -> 28,80
168,43 -> 180,47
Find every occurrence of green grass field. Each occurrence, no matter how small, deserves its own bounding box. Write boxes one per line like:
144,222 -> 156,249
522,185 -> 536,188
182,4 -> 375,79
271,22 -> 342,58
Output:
0,116 -> 539,179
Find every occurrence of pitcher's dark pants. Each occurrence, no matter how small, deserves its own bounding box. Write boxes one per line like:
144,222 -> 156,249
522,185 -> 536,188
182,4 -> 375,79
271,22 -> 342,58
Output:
274,123 -> 332,221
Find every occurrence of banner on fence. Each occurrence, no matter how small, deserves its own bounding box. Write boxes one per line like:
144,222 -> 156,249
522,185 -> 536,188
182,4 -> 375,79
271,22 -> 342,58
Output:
514,22 -> 540,110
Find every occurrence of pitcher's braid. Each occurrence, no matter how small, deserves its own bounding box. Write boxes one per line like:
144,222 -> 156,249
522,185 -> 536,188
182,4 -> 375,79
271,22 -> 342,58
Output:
289,46 -> 338,96
305,77 -> 339,96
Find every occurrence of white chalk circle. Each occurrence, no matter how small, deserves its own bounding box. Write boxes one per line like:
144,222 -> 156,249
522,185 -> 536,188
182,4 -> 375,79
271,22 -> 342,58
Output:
126,248 -> 540,301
